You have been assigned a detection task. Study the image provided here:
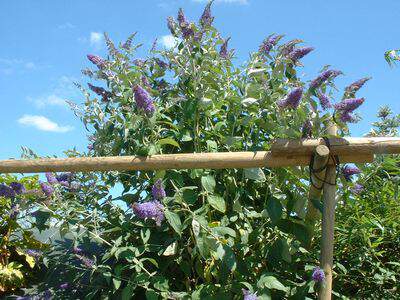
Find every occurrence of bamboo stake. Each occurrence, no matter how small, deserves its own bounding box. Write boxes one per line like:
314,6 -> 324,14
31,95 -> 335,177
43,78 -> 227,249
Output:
271,136 -> 400,155
304,145 -> 330,244
0,151 -> 373,174
319,124 -> 338,300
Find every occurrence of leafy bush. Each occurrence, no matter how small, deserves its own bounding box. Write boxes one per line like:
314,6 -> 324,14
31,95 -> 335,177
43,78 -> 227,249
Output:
7,2 -> 400,300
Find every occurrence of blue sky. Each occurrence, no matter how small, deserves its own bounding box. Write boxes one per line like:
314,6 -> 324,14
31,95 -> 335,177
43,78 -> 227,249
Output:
1,0 -> 400,160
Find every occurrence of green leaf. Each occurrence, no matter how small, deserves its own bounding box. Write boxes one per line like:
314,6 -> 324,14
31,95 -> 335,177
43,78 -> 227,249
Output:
244,168 -> 266,181
162,242 -> 177,256
201,175 -> 216,193
153,276 -> 169,291
164,210 -> 182,235
121,284 -> 135,300
207,195 -> 226,213
216,244 -> 237,272
266,197 -> 283,224
113,278 -> 121,290
257,274 -> 288,292
158,138 -> 180,148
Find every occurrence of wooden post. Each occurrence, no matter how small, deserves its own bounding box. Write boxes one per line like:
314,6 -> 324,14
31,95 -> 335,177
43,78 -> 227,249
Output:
319,124 -> 338,300
304,145 -> 330,243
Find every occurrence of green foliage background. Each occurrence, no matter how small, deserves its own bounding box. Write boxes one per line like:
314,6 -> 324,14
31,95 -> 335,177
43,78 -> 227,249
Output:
1,3 -> 399,299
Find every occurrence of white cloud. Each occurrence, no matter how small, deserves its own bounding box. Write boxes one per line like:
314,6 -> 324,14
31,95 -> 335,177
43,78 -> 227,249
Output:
57,22 -> 75,30
90,32 -> 104,48
160,35 -> 179,49
193,0 -> 248,4
18,115 -> 73,133
28,94 -> 67,108
0,58 -> 39,74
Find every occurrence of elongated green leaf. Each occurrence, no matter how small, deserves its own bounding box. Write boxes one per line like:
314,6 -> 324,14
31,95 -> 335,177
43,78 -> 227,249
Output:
207,195 -> 226,213
158,138 -> 180,148
201,175 -> 216,193
164,210 -> 182,235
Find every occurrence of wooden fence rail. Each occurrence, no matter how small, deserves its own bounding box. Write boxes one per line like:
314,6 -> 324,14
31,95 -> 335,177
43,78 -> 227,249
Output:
1,137 -> 399,173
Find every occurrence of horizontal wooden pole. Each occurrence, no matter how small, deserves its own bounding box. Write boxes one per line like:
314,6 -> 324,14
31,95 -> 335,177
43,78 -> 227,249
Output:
0,151 -> 373,174
271,137 -> 400,156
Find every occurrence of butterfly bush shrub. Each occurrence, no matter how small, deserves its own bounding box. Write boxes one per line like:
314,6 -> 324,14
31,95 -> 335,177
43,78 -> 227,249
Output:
40,2 -> 373,299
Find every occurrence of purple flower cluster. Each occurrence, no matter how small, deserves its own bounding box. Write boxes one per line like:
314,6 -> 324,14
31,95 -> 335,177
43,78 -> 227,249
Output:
10,182 -> 25,194
132,200 -> 165,226
177,8 -> 194,39
0,184 -> 16,199
242,289 -> 258,300
122,32 -> 137,50
312,267 -> 325,282
334,98 -> 365,123
317,93 -> 332,110
152,179 -> 166,200
310,69 -> 343,90
301,120 -> 312,138
167,16 -> 177,35
342,165 -> 361,181
259,34 -> 282,55
26,249 -> 42,259
133,85 -> 156,115
345,77 -> 371,94
60,283 -> 69,289
288,46 -> 314,62
9,204 -> 20,219
88,83 -> 112,102
79,255 -> 95,268
40,182 -> 54,197
279,39 -> 302,56
351,183 -> 364,194
277,87 -> 303,109
87,54 -> 106,69
45,172 -> 58,184
220,37 -> 231,59
72,246 -> 83,254
200,1 -> 214,28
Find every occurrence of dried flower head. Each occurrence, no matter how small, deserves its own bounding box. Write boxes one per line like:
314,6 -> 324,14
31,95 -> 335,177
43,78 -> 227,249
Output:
345,77 -> 371,94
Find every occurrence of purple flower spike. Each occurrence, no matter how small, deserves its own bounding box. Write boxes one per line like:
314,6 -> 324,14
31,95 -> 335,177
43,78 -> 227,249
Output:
277,87 -> 303,109
9,204 -> 20,219
310,69 -> 343,89
334,98 -> 364,113
167,16 -> 177,35
88,83 -> 112,102
0,184 -> 16,199
259,34 -> 283,55
60,283 -> 69,289
87,54 -> 105,69
200,1 -> 214,27
177,8 -> 187,26
133,85 -> 156,115
351,183 -> 364,194
242,289 -> 258,300
72,246 -> 83,254
312,267 -> 325,282
40,182 -> 54,197
80,255 -> 94,268
152,179 -> 166,200
56,172 -> 73,183
345,77 -> 371,94
342,165 -> 361,181
339,111 -> 357,123
45,172 -> 58,184
288,46 -> 314,61
132,200 -> 165,226
220,37 -> 231,59
10,182 -> 25,195
317,93 -> 332,110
